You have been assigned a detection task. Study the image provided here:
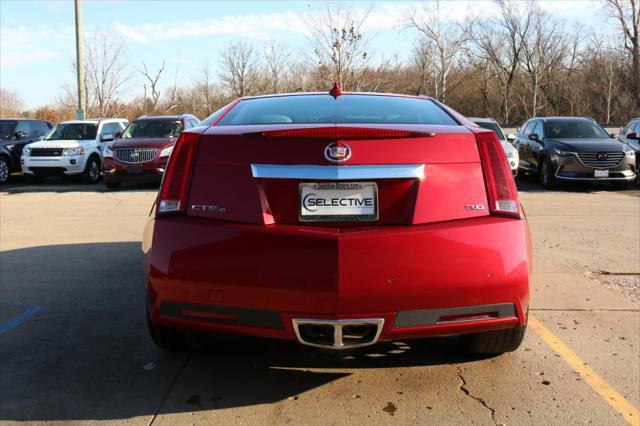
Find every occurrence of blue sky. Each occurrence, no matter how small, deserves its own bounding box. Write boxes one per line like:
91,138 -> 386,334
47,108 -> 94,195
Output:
1,0 -> 610,109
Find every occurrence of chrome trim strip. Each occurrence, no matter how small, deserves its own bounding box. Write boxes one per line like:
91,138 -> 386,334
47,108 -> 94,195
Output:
292,318 -> 385,349
251,164 -> 424,180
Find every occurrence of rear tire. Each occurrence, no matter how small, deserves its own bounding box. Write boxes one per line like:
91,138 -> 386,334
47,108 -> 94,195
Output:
539,157 -> 557,189
82,156 -> 101,184
24,174 -> 43,184
0,157 -> 10,184
463,323 -> 527,355
105,181 -> 121,189
146,307 -> 188,352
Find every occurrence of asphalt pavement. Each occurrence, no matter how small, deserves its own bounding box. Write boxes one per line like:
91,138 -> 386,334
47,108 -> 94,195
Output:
0,175 -> 638,425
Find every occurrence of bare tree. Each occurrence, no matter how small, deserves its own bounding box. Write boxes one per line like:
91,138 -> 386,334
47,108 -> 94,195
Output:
264,40 -> 290,93
218,40 -> 259,97
0,89 -> 25,117
83,30 -> 131,117
603,0 -> 640,110
412,39 -> 436,96
138,60 -> 165,113
472,0 -> 534,124
520,8 -> 566,117
305,2 -> 373,90
406,0 -> 472,102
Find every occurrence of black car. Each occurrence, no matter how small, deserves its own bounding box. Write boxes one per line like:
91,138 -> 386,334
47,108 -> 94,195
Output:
514,117 -> 636,189
0,118 -> 53,184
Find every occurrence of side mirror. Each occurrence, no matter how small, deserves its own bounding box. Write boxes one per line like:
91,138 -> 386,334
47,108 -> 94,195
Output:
528,133 -> 539,142
609,133 -> 616,138
506,133 -> 516,142
114,131 -> 121,139
14,131 -> 26,140
38,135 -> 45,141
100,133 -> 115,142
627,132 -> 640,140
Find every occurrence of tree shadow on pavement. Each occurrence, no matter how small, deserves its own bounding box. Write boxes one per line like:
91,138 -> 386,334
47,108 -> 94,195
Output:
0,242 -> 494,422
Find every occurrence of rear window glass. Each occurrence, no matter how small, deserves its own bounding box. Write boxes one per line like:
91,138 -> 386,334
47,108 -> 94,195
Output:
0,120 -> 17,140
216,95 -> 458,126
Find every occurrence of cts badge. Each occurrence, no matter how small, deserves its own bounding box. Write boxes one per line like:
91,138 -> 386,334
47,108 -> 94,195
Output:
465,204 -> 485,211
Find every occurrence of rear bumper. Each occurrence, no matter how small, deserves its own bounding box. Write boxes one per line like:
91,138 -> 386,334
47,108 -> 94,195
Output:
145,215 -> 531,345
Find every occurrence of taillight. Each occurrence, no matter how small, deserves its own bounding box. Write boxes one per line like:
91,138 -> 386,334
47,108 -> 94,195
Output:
157,131 -> 199,215
475,131 -> 520,218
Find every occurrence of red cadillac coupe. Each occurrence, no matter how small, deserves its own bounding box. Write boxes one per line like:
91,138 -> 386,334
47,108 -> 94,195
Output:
143,90 -> 532,354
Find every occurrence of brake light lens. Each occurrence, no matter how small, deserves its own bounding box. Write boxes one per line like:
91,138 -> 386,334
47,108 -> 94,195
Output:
260,127 -> 435,140
157,131 -> 199,215
475,131 -> 520,218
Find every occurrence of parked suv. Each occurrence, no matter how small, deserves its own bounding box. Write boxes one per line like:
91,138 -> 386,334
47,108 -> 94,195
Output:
468,117 -> 519,177
0,118 -> 52,184
514,117 -> 636,188
21,119 -> 128,184
617,118 -> 640,185
103,114 -> 200,189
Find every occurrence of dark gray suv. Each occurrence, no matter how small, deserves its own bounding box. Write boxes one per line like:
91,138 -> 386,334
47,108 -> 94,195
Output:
514,117 -> 636,189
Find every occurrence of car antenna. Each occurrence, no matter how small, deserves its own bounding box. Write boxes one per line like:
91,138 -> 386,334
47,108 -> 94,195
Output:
329,82 -> 342,99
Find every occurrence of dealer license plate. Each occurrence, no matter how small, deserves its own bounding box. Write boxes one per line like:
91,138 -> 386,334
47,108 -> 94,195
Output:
594,169 -> 609,178
299,182 -> 378,222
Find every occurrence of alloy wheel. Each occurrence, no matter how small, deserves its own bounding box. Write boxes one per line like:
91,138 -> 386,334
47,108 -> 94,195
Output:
89,160 -> 100,182
540,161 -> 549,186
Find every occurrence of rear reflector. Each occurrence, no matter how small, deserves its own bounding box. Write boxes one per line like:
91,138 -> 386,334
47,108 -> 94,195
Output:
475,131 -> 520,218
260,127 -> 435,140
157,131 -> 199,215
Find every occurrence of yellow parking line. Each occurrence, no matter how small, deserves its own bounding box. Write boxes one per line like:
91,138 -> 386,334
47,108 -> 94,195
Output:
529,315 -> 640,425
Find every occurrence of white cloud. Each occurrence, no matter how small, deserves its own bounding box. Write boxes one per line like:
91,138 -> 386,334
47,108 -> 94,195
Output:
0,25 -> 74,70
114,10 -> 309,44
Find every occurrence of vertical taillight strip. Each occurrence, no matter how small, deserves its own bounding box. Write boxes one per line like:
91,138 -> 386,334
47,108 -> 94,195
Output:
475,131 -> 520,218
157,131 -> 200,215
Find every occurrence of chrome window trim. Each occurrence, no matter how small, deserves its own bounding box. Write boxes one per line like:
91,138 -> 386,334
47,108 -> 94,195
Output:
251,164 -> 424,180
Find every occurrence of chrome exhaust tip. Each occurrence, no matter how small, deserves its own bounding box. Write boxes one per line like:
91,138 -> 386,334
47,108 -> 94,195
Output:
292,318 -> 385,349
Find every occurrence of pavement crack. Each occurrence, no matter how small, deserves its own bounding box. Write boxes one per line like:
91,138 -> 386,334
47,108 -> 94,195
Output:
456,366 -> 498,425
148,354 -> 190,426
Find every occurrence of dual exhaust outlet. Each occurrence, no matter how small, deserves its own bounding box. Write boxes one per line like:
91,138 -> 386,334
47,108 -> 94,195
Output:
292,318 -> 385,349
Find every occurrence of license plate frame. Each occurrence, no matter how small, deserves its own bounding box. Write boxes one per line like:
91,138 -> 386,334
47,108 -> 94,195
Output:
299,182 -> 378,222
594,169 -> 609,178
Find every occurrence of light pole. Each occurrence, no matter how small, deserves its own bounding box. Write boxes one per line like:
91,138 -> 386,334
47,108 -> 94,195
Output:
74,0 -> 86,119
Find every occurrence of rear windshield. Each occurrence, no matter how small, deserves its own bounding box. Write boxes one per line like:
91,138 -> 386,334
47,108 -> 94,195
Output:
121,120 -> 183,139
216,95 -> 458,126
545,120 -> 609,139
473,121 -> 505,140
0,120 -> 17,140
45,123 -> 98,141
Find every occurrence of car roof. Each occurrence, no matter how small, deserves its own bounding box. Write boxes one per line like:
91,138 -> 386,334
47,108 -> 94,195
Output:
238,92 -> 432,101
135,114 -> 197,121
0,118 -> 50,122
533,117 -> 597,122
59,119 -> 127,124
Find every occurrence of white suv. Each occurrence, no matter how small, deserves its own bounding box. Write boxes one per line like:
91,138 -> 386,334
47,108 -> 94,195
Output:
22,119 -> 128,184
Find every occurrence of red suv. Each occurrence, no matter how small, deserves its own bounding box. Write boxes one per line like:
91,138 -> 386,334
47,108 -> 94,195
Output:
143,92 -> 531,355
103,114 -> 200,188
